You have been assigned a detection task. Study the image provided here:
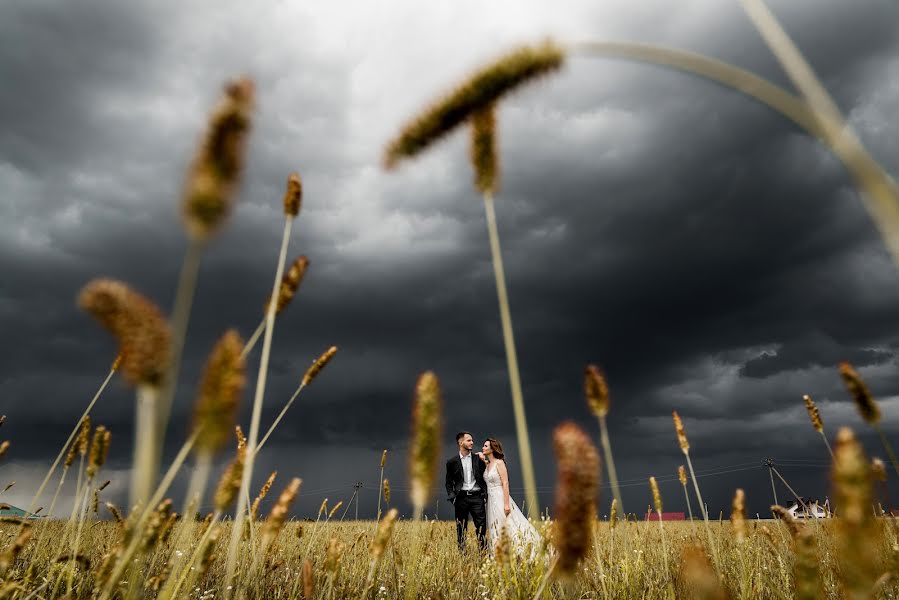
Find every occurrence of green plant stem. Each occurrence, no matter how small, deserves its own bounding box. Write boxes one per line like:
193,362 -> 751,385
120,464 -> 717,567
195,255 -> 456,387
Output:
483,191 -> 538,518
224,216 -> 294,595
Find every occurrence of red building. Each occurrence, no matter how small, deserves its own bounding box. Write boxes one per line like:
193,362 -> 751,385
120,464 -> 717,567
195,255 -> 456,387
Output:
645,511 -> 686,521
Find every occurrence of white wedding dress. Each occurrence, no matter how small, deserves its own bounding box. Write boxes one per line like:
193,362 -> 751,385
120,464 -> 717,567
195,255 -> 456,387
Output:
484,462 -> 540,554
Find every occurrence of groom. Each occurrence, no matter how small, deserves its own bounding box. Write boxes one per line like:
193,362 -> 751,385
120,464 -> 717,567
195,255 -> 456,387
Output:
445,431 -> 488,551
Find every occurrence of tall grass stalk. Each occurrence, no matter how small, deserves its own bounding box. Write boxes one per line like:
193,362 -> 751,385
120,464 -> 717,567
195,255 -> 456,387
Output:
256,383 -> 304,453
98,431 -> 199,600
224,215 -> 294,593
152,237 -> 204,501
483,191 -> 538,517
375,450 -> 387,531
738,0 -> 899,266
132,384 -> 161,510
240,318 -> 266,359
673,411 -> 720,570
25,360 -> 117,516
162,511 -> 222,600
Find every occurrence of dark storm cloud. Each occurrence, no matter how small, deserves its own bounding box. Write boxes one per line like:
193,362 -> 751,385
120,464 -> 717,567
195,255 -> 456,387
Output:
2,0 -> 899,520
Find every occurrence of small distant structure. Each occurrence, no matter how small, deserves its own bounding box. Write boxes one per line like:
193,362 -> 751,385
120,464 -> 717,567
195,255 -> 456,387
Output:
644,511 -> 686,521
0,504 -> 42,519
783,497 -> 830,519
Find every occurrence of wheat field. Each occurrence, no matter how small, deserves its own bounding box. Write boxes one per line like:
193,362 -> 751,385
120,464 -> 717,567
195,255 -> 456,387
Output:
3,518 -> 899,599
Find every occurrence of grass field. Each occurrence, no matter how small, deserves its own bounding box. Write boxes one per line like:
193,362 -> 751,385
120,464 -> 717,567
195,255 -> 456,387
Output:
3,516 -> 899,599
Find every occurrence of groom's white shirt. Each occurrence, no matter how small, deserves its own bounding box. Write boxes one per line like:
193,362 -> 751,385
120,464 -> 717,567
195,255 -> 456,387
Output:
460,452 -> 480,491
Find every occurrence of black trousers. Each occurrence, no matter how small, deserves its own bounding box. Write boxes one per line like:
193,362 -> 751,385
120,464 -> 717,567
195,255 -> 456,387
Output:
453,491 -> 487,551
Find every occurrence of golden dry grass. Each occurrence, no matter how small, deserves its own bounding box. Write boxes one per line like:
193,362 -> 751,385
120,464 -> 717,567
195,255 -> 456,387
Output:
5,518 -> 899,599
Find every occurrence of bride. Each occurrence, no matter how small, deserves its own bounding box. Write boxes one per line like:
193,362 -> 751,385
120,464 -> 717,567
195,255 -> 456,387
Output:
476,438 -> 540,553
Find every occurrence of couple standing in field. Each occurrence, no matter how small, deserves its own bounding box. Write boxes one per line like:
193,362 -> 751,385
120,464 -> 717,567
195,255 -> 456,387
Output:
445,431 -> 539,553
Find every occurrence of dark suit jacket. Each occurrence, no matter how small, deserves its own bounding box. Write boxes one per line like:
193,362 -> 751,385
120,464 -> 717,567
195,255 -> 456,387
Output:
445,453 -> 488,502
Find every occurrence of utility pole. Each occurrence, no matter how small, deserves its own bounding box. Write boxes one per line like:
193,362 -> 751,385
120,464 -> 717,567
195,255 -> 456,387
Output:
354,481 -> 363,520
765,458 -> 778,507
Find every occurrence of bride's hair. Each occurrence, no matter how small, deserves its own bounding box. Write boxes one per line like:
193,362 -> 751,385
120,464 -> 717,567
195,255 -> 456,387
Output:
485,438 -> 504,460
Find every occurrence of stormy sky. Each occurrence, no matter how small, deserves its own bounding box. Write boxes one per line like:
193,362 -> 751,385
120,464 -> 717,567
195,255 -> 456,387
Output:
2,0 -> 899,522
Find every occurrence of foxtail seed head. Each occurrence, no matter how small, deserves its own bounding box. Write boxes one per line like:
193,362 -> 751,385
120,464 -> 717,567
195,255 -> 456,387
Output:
771,505 -> 801,537
251,471 -> 278,521
0,524 -> 31,576
409,371 -> 442,515
678,465 -> 688,487
794,527 -> 822,600
383,478 -> 391,504
469,104 -> 498,195
77,416 -> 91,456
0,442 -> 9,461
679,544 -> 728,600
325,537 -> 344,573
552,421 -> 600,579
803,394 -> 823,432
268,255 -> 310,316
609,498 -> 618,529
192,330 -> 246,454
79,279 -> 172,387
672,411 -> 689,452
283,172 -> 302,218
584,365 -> 610,418
213,447 -> 245,512
832,427 -> 871,529
141,499 -> 173,552
649,477 -> 662,513
262,477 -> 301,545
370,508 -> 399,559
235,425 -> 247,451
111,353 -> 123,372
383,40 -> 564,169
871,458 -> 887,482
832,426 -> 879,599
197,524 -> 221,581
380,449 -> 388,469
182,77 -> 254,241
106,502 -> 124,525
839,362 -> 881,425
731,489 -> 746,544
327,501 -> 343,521
301,345 -> 338,388
86,426 -> 110,479
302,559 -> 314,599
